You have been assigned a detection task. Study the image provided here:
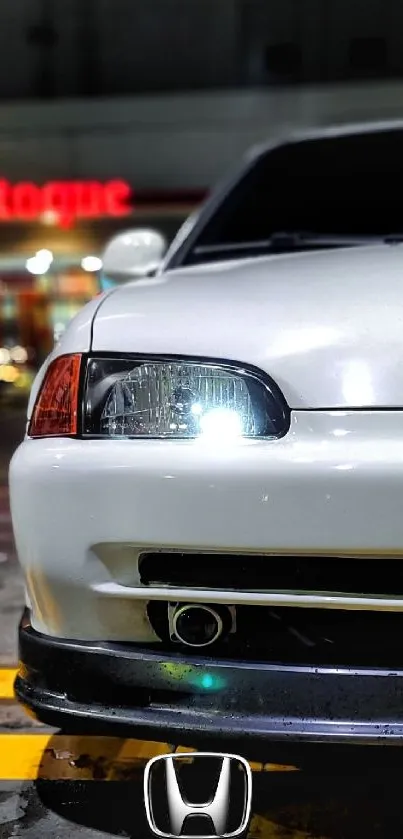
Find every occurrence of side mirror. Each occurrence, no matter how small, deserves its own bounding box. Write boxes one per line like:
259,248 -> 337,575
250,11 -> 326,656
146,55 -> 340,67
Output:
100,228 -> 167,287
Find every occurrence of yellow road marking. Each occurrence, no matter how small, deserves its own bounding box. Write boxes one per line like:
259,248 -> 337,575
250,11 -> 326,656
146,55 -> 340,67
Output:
0,733 -> 299,781
0,668 -> 16,700
0,734 -> 173,781
172,751 -> 297,773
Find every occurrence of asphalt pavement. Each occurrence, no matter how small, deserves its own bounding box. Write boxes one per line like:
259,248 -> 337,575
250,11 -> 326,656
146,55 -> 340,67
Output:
1,407 -> 403,838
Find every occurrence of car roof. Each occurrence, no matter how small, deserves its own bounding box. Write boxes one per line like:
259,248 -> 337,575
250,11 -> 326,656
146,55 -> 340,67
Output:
163,117 -> 403,271
247,117 -> 403,162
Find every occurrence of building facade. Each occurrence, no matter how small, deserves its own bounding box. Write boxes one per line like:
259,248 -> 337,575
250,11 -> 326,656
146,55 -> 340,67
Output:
0,0 -> 402,99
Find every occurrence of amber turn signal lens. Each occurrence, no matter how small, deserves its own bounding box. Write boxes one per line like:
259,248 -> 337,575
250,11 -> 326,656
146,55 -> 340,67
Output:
29,353 -> 82,438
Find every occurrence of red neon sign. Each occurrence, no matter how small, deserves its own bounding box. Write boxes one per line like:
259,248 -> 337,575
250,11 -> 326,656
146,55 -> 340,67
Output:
0,179 -> 132,228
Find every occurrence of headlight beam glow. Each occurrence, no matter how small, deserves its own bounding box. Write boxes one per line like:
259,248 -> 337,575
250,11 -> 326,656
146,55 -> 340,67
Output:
84,358 -> 289,440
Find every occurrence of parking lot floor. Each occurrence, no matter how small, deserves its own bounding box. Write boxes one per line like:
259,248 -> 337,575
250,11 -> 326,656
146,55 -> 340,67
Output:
2,698 -> 403,839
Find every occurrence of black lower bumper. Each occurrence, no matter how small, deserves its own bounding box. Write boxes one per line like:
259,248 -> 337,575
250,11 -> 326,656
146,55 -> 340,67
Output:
15,611 -> 403,753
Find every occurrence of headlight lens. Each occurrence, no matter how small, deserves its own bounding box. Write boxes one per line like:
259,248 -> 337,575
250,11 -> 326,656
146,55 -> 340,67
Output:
84,358 -> 289,439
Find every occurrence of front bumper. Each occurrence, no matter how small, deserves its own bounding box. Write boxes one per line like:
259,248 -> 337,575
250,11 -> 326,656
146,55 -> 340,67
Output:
10,410 -> 403,642
16,613 -> 403,752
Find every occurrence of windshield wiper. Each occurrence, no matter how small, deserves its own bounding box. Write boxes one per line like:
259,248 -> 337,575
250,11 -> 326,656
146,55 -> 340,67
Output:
194,232 -> 386,256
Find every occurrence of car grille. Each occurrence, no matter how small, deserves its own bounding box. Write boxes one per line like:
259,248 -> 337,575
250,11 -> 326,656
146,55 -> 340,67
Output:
142,552 -> 403,668
139,551 -> 403,597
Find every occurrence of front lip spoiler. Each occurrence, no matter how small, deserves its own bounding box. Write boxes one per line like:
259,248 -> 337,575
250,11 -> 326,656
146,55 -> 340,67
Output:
15,611 -> 403,751
15,674 -> 403,748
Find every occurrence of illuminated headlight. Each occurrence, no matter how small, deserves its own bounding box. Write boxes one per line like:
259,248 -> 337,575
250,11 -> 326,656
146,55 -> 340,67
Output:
83,358 -> 289,439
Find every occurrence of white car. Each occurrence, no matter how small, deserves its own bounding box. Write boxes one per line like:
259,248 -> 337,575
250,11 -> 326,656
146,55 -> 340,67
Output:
10,121 -> 403,756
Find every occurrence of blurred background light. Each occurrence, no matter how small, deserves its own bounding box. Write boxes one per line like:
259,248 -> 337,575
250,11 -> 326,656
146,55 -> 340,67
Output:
9,346 -> 28,364
81,255 -> 103,272
25,250 -> 54,275
0,348 -> 11,364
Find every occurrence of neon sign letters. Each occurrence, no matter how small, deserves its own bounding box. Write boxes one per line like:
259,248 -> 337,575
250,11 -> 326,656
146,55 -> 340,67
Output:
0,179 -> 132,227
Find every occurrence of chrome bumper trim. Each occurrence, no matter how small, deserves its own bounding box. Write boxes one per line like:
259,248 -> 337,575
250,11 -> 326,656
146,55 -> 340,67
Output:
92,581 -> 403,612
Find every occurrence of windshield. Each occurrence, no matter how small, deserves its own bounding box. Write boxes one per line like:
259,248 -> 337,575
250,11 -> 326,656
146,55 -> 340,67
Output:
182,128 -> 403,265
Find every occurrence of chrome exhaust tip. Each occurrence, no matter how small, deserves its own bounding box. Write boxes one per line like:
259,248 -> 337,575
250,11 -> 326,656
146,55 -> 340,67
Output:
170,603 -> 233,648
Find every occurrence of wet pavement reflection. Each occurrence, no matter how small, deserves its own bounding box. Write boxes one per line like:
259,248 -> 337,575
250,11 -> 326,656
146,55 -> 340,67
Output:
2,756 -> 403,838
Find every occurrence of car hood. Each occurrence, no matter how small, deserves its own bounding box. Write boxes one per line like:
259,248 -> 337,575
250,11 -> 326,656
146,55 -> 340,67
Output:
91,243 -> 403,409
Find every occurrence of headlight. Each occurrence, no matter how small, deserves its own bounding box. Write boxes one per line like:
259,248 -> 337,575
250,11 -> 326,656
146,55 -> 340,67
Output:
83,357 -> 289,439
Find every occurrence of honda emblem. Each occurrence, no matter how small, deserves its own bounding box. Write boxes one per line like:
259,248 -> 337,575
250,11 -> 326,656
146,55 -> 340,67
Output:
144,752 -> 253,838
